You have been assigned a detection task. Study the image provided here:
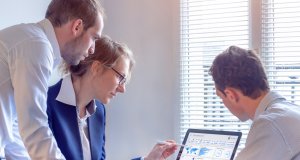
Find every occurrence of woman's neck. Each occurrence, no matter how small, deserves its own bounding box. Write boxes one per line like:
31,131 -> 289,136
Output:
71,74 -> 90,118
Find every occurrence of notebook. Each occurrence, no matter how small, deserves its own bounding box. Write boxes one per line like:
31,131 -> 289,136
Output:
176,129 -> 242,160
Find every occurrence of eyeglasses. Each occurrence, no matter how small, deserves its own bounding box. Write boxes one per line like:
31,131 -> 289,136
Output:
111,68 -> 126,85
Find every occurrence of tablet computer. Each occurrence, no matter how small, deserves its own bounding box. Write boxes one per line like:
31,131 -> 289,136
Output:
176,129 -> 242,160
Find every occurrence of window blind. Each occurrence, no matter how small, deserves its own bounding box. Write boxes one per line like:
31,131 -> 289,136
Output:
261,0 -> 300,105
180,0 -> 250,149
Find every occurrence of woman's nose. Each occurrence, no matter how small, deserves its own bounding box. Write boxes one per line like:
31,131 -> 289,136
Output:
117,83 -> 126,93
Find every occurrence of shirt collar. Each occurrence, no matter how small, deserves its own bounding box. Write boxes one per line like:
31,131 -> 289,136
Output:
79,101 -> 97,120
254,91 -> 286,119
56,74 -> 76,106
86,101 -> 97,116
38,19 -> 61,66
56,75 -> 97,115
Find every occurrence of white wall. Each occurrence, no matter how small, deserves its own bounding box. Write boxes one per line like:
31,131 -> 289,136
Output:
102,0 -> 180,159
0,0 -> 181,159
0,0 -> 50,29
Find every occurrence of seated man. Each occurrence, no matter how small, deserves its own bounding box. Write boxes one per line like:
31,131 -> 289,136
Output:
209,46 -> 300,159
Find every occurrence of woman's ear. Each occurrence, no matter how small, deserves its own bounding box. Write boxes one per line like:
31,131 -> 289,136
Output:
90,61 -> 103,76
71,19 -> 84,36
224,88 -> 240,103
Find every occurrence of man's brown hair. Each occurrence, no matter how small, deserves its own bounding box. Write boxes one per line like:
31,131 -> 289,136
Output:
45,0 -> 104,30
209,46 -> 270,99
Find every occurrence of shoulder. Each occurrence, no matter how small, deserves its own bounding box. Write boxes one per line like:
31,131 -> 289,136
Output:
1,22 -> 52,59
1,22 -> 49,47
257,101 -> 300,126
251,102 -> 300,145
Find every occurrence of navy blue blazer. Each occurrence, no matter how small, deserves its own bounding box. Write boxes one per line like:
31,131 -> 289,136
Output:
47,80 -> 106,160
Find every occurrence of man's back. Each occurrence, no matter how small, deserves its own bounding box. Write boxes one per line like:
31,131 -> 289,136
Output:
0,21 -> 46,152
0,20 -> 64,159
236,91 -> 300,160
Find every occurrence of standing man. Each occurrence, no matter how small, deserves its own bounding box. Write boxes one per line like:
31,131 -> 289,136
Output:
209,46 -> 300,159
0,0 -> 104,159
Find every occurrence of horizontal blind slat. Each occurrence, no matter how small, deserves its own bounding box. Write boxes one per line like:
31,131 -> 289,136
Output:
261,0 -> 300,108
180,0 -> 250,152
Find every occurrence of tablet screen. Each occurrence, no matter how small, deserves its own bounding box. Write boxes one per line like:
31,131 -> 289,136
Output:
176,129 -> 241,160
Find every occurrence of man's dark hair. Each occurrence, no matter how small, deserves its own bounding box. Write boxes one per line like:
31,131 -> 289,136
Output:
209,46 -> 270,99
45,0 -> 104,30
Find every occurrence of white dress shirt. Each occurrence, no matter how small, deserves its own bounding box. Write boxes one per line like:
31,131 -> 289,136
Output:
0,19 -> 65,160
56,75 -> 97,160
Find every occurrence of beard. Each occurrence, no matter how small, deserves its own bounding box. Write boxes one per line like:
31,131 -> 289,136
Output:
61,33 -> 85,65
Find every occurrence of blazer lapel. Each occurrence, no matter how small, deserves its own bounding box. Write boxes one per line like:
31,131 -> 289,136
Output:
88,112 -> 102,159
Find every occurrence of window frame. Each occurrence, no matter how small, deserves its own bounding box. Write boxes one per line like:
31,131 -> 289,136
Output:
179,0 -> 300,152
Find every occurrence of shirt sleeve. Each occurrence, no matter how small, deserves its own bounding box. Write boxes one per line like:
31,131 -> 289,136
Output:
10,39 -> 65,160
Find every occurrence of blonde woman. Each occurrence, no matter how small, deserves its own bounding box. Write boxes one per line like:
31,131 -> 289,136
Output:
47,35 -> 177,160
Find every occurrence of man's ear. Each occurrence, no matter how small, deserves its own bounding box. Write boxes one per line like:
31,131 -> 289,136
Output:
224,88 -> 240,103
71,19 -> 84,36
